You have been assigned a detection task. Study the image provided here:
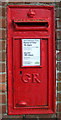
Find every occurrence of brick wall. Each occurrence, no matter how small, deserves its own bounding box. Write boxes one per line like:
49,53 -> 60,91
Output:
0,1 -> 61,120
56,2 -> 61,120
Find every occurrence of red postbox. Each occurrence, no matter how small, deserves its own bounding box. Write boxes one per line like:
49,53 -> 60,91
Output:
7,5 -> 55,115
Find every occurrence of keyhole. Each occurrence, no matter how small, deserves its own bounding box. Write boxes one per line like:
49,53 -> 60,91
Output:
20,71 -> 22,75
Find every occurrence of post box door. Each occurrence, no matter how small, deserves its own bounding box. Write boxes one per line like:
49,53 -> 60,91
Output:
7,5 -> 55,114
13,37 -> 48,107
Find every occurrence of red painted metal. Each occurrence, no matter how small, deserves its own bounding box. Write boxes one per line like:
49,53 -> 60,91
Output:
27,9 -> 35,18
7,5 -> 55,115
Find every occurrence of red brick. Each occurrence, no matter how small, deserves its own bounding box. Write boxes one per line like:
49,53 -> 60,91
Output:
56,2 -> 59,7
0,7 -> 6,17
0,18 -> 6,28
0,41 -> 5,51
0,74 -> 6,82
57,103 -> 61,112
57,20 -> 61,29
56,8 -> 61,18
0,105 -> 6,113
57,93 -> 61,101
57,73 -> 61,81
0,94 -> 6,104
8,0 -> 55,2
57,62 -> 61,71
2,114 -> 56,119
2,115 -> 23,118
0,52 -> 6,61
57,51 -> 61,61
57,113 -> 61,119
0,30 -> 6,40
0,63 -> 6,72
1,2 -> 7,6
57,83 -> 61,91
0,1 -> 2,6
56,32 -> 61,40
26,114 -> 56,118
0,84 -> 6,92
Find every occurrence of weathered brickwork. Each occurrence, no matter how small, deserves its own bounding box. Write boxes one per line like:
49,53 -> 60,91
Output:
56,2 -> 61,119
0,1 -> 61,119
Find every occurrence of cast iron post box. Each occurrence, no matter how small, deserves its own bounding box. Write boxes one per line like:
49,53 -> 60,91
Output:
7,5 -> 55,115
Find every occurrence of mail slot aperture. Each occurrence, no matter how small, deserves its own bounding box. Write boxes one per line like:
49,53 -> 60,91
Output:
14,21 -> 49,31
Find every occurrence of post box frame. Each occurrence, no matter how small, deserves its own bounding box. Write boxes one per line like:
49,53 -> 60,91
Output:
7,5 -> 55,115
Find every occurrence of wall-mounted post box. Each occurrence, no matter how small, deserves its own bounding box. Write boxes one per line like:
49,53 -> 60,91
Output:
7,5 -> 55,115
